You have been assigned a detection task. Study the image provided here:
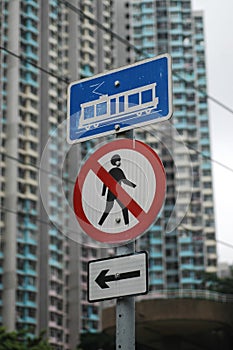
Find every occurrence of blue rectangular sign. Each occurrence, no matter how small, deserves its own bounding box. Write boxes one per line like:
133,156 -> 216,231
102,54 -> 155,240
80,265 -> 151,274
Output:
67,54 -> 172,144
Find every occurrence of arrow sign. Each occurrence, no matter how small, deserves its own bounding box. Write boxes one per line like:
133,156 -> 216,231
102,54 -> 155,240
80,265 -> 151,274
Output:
88,252 -> 148,302
95,269 -> 141,289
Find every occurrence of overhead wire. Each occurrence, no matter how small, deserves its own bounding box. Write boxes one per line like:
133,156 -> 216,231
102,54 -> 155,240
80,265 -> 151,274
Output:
0,205 -> 52,227
0,0 -> 233,252
1,204 -> 233,252
3,150 -> 231,252
0,45 -> 69,84
179,224 -> 233,252
146,125 -> 233,174
0,137 -> 231,251
1,0 -> 233,116
0,150 -> 76,186
0,16 -> 232,174
184,143 -> 233,173
58,0 -> 233,116
57,0 -> 143,55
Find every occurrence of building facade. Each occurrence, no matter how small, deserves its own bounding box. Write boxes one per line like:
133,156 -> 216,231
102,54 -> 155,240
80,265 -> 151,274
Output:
122,0 -> 217,291
0,0 -> 112,349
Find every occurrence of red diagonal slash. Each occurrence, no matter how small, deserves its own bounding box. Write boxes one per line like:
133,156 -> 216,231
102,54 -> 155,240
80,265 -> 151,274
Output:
92,161 -> 146,218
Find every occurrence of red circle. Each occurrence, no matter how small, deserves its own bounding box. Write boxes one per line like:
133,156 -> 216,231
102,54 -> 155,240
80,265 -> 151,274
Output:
73,139 -> 166,244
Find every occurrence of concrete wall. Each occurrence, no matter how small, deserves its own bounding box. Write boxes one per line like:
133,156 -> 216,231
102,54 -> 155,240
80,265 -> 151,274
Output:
102,298 -> 233,349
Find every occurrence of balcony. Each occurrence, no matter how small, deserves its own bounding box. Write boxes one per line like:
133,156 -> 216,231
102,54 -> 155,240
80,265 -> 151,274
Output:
179,250 -> 194,258
166,269 -> 178,276
150,265 -> 164,272
151,251 -> 163,258
181,263 -> 194,270
150,278 -> 164,285
166,256 -> 178,263
150,238 -> 163,245
179,236 -> 192,244
22,316 -> 37,324
49,258 -> 63,269
26,0 -> 39,8
88,314 -> 99,321
24,285 -> 37,292
181,277 -> 196,284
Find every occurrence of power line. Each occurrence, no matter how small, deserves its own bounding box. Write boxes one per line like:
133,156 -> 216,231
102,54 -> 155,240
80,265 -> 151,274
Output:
1,204 -> 233,251
0,205 -> 51,227
0,204 -> 81,243
0,45 -> 69,84
180,224 -> 233,251
217,239 -> 233,250
57,0 -> 143,56
1,110 -> 233,186
2,131 -> 232,250
0,4 -> 233,175
0,150 -> 76,186
1,2 -> 233,117
0,206 -> 233,253
1,119 -> 233,188
144,125 -> 233,174
59,0 -> 233,117
0,52 -> 232,173
173,71 -> 233,115
185,143 -> 233,173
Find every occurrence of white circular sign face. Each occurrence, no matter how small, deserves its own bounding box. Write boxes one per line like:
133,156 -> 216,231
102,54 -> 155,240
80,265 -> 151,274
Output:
73,139 -> 166,244
82,148 -> 156,233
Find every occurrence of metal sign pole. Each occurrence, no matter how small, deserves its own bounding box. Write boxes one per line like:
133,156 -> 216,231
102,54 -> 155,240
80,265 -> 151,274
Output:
116,242 -> 135,350
69,55 -> 170,350
116,129 -> 135,350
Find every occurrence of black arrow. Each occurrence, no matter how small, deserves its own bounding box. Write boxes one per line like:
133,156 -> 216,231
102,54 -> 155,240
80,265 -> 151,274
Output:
95,269 -> 141,289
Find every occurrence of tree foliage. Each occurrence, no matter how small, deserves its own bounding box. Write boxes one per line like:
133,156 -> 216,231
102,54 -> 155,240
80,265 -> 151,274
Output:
202,269 -> 233,294
0,327 -> 52,350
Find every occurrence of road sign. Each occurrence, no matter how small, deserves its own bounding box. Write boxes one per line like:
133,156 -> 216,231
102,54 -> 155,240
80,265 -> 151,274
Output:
73,138 -> 166,244
67,53 -> 172,144
88,251 -> 148,302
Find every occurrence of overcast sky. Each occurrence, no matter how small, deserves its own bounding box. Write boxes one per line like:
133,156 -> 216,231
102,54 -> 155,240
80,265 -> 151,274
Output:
192,0 -> 233,264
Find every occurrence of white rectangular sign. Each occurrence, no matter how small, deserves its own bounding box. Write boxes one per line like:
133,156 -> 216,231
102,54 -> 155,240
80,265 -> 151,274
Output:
88,252 -> 148,302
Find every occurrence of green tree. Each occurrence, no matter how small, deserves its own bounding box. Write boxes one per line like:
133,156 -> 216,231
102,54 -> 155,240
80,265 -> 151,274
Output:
25,330 -> 52,350
202,269 -> 233,294
0,327 -> 52,350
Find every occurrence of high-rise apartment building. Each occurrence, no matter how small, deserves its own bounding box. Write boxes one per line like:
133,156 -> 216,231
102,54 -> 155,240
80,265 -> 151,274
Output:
0,0 -> 217,349
113,0 -> 217,291
0,0 -> 113,349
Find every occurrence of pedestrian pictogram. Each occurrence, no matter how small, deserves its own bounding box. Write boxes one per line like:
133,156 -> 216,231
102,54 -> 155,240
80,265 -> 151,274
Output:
98,153 -> 136,226
73,139 -> 166,244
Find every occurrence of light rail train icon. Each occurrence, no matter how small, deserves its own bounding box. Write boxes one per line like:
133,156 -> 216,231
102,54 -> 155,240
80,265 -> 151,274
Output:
79,83 -> 159,130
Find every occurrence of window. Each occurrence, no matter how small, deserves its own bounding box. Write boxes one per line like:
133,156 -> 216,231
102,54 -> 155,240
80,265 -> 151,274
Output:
96,102 -> 107,116
28,307 -> 36,318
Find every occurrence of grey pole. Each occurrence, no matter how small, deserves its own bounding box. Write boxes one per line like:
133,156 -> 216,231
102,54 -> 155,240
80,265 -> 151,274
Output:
116,129 -> 135,350
116,242 -> 135,350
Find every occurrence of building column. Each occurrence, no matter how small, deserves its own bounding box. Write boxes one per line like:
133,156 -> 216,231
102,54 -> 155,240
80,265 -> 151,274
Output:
2,0 -> 20,331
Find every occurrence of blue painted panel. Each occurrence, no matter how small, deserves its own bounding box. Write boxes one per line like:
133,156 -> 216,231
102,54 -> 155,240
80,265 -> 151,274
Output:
68,54 -> 172,143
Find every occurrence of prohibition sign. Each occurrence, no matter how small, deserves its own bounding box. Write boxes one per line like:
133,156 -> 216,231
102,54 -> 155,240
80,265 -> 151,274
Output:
73,139 -> 166,244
